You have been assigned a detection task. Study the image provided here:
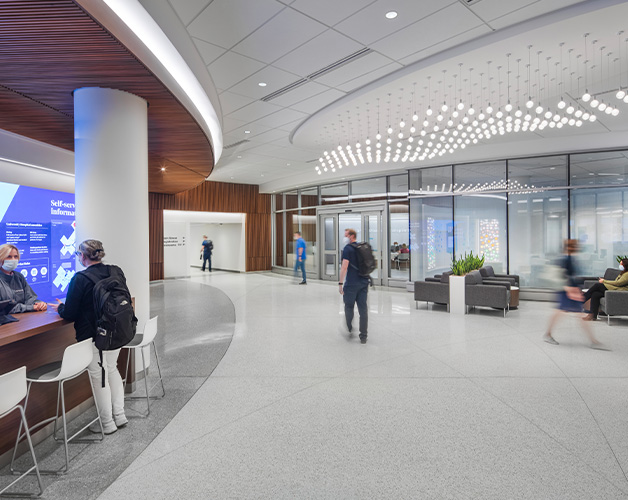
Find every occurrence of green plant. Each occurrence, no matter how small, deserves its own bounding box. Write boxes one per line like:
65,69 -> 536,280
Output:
450,251 -> 485,276
616,255 -> 628,264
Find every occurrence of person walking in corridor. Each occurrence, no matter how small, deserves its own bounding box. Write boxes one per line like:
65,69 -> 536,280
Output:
293,231 -> 307,284
339,228 -> 369,344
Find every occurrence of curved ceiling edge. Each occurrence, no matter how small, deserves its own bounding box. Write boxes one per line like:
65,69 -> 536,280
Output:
76,0 -> 223,162
290,0 -> 623,148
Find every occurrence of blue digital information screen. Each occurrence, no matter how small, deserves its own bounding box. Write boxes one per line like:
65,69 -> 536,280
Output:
0,181 -> 76,303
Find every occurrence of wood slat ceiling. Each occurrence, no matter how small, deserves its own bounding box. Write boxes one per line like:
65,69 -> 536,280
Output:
0,0 -> 214,194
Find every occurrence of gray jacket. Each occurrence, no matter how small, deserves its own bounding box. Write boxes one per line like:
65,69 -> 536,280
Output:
0,271 -> 40,313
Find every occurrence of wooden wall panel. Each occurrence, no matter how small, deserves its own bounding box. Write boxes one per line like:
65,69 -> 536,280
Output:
149,181 -> 272,279
0,0 -> 214,194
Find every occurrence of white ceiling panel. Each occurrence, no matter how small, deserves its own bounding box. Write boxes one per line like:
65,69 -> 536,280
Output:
218,91 -> 256,115
314,51 -> 395,87
277,117 -> 307,132
167,0 -> 211,26
488,0 -> 587,30
398,25 -> 491,67
227,100 -> 282,122
289,0 -> 375,27
291,89 -> 346,114
222,116 -> 248,133
252,108 -> 309,129
371,3 -> 483,62
249,128 -> 290,144
337,62 -> 402,92
335,0 -> 456,46
231,8 -> 327,64
188,0 -> 284,48
272,30 -> 364,77
469,0 -> 538,23
193,38 -> 226,65
208,51 -> 265,90
265,81 -> 330,108
228,65 -> 301,99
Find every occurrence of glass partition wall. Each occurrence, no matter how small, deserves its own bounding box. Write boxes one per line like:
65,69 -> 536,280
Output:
272,149 -> 628,291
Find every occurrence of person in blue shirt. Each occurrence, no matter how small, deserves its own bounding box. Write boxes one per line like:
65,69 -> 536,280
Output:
338,228 -> 369,344
200,235 -> 213,272
293,231 -> 307,285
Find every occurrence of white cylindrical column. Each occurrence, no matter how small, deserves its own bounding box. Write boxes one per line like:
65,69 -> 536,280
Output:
74,87 -> 149,327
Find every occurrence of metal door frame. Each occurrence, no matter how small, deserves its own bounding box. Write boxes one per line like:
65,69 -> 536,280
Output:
317,202 -> 388,286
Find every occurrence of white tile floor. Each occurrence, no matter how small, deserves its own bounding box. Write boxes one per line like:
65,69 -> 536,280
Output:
100,273 -> 628,499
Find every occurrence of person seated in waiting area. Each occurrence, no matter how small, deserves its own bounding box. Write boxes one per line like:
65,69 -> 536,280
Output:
390,242 -> 400,252
0,243 -> 47,313
582,258 -> 628,320
399,243 -> 410,254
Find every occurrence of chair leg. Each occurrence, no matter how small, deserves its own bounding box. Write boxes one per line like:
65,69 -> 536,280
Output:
10,382 -> 32,473
60,380 -> 69,474
152,341 -> 166,399
0,406 -> 44,498
123,347 -> 132,393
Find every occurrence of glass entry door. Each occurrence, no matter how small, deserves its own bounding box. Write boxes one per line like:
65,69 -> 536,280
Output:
320,214 -> 338,281
319,208 -> 385,286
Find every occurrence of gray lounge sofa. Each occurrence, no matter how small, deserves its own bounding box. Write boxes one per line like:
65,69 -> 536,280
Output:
465,270 -> 512,317
583,268 -> 628,324
414,271 -> 451,309
479,266 -> 520,287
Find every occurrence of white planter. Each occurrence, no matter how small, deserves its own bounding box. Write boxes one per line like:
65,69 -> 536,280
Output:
449,275 -> 466,314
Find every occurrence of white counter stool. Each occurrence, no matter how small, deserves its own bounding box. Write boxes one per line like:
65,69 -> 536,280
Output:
123,316 -> 165,417
11,339 -> 103,475
0,366 -> 43,498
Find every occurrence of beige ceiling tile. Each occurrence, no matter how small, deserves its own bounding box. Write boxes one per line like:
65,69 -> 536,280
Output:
291,89 -> 346,114
289,0 -> 374,27
273,30 -> 364,77
371,3 -> 483,62
167,0 -> 211,26
188,0 -> 283,48
335,0 -> 454,46
231,8 -> 327,64
265,81 -> 330,108
208,52 -> 266,90
228,65 -> 302,100
336,62 -> 402,92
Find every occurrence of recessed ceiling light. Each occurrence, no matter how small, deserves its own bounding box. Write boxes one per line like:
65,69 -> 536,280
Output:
261,174 -> 264,177
160,167 -> 166,172
258,82 -> 267,87
385,11 -> 397,19
287,163 -> 290,166
244,130 -> 250,134
237,155 -> 242,159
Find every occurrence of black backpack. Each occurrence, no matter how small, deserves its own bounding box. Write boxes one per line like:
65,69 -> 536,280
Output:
350,242 -> 376,278
83,266 -> 137,386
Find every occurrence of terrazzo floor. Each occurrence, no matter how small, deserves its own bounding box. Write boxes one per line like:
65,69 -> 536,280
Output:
102,272 -> 628,499
5,271 -> 628,499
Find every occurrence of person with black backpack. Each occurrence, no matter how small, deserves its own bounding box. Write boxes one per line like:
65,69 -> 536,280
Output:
338,228 -> 373,344
51,240 -> 137,435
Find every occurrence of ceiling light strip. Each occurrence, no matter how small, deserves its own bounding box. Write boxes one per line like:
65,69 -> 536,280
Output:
101,0 -> 223,161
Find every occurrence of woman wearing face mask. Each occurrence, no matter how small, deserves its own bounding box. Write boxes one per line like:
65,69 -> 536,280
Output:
582,258 -> 628,321
0,243 -> 47,313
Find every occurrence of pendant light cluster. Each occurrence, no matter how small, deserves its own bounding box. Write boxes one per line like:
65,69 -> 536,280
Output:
315,30 -> 628,176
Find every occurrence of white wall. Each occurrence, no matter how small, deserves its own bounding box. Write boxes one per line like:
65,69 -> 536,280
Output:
189,222 -> 245,272
163,210 -> 246,277
164,221 -> 189,277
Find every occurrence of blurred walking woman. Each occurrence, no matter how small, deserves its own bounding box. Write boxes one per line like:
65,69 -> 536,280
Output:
52,240 -> 127,435
583,258 -> 628,321
0,243 -> 47,313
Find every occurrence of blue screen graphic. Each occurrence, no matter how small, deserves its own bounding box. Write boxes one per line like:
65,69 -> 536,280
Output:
0,181 -> 76,303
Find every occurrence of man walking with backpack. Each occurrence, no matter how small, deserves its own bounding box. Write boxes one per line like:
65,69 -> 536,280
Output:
338,228 -> 370,344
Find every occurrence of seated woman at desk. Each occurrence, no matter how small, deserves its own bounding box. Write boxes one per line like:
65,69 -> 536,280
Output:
0,243 -> 47,313
399,243 -> 410,254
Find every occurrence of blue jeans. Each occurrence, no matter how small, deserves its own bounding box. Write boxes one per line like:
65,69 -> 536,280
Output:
202,254 -> 211,271
343,281 -> 369,337
294,259 -> 306,281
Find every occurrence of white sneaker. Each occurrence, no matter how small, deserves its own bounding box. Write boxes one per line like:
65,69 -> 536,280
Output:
89,420 -> 117,435
114,414 -> 128,428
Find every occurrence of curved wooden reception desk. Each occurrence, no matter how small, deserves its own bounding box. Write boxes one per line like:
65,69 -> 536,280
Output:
0,311 -> 132,460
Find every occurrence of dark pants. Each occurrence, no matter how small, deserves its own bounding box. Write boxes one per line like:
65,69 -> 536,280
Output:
583,282 -> 607,317
343,281 -> 369,338
294,259 -> 306,281
202,254 -> 212,271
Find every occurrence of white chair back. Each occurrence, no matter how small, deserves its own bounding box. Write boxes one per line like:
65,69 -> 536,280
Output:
138,316 -> 158,347
397,253 -> 410,261
0,366 -> 27,416
56,339 -> 94,381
